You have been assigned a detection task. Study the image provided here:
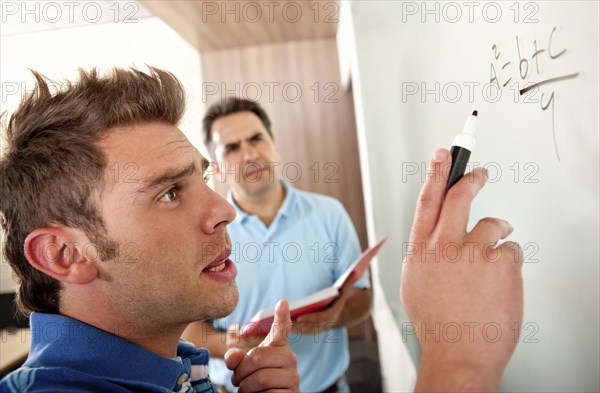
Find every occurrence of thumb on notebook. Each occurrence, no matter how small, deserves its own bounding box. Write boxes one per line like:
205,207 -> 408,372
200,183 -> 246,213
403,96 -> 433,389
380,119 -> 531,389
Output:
339,276 -> 356,298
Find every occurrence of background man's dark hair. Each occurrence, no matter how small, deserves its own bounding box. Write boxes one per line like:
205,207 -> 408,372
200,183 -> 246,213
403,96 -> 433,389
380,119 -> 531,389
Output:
0,67 -> 185,315
202,98 -> 273,158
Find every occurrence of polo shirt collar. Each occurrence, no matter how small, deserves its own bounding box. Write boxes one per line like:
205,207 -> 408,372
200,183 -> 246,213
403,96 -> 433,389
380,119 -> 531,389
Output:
25,312 -> 206,391
227,178 -> 297,224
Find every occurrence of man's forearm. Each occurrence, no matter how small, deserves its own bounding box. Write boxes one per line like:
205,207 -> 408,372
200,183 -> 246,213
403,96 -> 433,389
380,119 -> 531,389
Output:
334,288 -> 372,328
415,354 -> 502,392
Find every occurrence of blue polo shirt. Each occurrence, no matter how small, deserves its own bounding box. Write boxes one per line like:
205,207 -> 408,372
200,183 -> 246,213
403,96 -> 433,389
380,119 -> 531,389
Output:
1,313 -> 216,393
209,179 -> 369,392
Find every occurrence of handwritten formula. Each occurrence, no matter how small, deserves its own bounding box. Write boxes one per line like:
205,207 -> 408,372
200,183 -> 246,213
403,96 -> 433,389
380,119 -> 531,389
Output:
490,27 -> 579,161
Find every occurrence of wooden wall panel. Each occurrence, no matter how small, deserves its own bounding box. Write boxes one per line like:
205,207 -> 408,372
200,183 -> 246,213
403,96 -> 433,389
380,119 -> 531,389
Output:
201,38 -> 368,248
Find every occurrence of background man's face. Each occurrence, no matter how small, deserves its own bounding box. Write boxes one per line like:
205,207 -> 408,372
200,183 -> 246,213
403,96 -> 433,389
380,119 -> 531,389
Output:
95,122 -> 238,328
210,111 -> 282,199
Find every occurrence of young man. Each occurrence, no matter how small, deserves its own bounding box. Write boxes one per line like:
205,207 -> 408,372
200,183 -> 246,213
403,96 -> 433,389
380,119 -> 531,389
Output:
183,98 -> 372,392
0,68 -> 298,392
1,68 -> 524,393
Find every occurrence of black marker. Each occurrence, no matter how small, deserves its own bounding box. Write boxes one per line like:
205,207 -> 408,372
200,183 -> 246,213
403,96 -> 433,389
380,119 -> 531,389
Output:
445,110 -> 478,194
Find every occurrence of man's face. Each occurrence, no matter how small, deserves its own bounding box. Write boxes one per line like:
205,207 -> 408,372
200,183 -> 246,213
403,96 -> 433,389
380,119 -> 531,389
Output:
210,111 -> 281,199
96,122 -> 238,328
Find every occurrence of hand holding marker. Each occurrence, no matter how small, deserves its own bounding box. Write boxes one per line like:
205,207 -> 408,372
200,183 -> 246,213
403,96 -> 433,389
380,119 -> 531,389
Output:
445,110 -> 478,194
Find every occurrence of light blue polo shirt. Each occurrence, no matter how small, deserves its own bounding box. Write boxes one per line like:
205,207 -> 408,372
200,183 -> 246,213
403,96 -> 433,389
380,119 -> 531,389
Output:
210,179 -> 370,392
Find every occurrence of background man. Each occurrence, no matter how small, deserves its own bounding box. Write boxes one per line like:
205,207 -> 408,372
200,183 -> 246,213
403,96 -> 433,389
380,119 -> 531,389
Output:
0,68 -> 298,392
183,98 -> 372,392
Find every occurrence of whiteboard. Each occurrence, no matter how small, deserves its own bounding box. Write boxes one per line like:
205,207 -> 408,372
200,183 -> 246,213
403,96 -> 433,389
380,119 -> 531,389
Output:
349,1 -> 599,391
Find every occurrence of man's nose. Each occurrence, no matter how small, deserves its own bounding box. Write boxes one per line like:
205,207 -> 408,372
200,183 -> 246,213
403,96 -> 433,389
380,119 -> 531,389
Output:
241,143 -> 259,162
201,186 -> 237,234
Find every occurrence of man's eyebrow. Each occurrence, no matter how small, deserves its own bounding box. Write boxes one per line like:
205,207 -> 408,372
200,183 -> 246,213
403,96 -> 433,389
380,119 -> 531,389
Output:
246,132 -> 262,141
224,140 -> 240,150
246,131 -> 264,141
135,162 -> 198,195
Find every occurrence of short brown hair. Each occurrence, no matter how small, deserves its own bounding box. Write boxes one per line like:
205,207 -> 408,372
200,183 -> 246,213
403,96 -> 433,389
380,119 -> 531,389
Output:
202,98 -> 272,158
0,67 -> 186,316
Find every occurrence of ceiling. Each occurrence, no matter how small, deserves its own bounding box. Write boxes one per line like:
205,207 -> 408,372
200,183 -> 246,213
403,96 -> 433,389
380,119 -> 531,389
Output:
139,0 -> 339,52
0,0 -> 154,37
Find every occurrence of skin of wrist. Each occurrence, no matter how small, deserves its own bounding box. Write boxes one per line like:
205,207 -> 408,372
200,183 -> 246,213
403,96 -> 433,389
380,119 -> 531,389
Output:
417,348 -> 503,392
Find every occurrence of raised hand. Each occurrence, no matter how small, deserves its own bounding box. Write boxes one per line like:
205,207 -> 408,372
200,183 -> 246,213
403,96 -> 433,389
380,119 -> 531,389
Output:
400,148 -> 524,392
225,300 -> 299,393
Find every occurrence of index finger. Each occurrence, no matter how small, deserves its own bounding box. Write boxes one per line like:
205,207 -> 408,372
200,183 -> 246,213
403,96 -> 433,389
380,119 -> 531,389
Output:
260,299 -> 291,348
437,167 -> 488,236
409,148 -> 452,242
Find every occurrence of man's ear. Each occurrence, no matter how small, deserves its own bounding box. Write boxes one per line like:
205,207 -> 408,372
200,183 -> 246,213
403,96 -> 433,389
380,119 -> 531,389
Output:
24,227 -> 99,285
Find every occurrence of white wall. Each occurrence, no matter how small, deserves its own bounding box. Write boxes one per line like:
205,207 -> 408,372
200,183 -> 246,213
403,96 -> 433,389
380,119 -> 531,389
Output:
337,2 -> 418,391
346,1 -> 599,391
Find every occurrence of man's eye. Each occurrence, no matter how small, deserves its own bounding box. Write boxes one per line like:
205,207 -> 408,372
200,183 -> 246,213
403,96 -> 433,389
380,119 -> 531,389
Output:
158,187 -> 178,203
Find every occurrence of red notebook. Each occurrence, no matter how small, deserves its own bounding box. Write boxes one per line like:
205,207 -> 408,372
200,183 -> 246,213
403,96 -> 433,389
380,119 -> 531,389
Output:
240,238 -> 387,337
